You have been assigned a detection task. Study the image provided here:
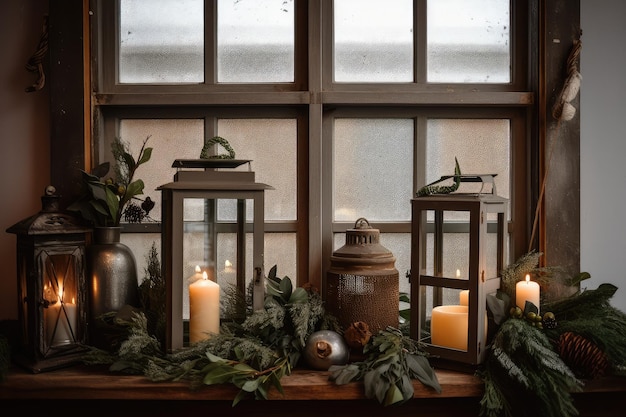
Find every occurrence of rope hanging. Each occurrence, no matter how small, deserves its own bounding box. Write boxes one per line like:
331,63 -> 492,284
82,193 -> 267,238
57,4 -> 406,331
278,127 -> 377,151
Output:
529,38 -> 582,252
25,15 -> 49,93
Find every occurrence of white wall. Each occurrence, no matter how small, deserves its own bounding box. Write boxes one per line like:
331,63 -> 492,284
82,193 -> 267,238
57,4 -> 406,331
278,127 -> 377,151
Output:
580,0 -> 626,312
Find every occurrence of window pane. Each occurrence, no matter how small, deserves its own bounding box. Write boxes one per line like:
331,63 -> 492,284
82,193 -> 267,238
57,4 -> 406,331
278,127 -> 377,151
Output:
334,118 -> 413,221
217,0 -> 294,83
334,0 -> 413,82
218,119 -> 297,221
425,119 -> 510,201
427,0 -> 510,83
119,0 -> 204,83
116,119 -> 205,222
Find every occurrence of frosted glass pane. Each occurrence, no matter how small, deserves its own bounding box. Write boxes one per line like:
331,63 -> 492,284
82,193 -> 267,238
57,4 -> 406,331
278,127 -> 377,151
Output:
425,119 -> 510,202
333,233 -> 411,295
334,0 -> 413,82
116,119 -> 205,222
218,119 -> 297,221
427,0 -> 510,83
334,118 -> 413,221
119,0 -> 204,83
217,0 -> 294,83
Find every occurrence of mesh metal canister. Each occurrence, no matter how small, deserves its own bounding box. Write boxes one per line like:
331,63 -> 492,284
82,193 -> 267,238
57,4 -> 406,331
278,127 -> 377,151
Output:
326,218 -> 399,334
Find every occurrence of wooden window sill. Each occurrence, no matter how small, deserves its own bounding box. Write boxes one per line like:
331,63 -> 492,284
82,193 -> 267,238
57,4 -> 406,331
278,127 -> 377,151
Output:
2,364 -> 626,417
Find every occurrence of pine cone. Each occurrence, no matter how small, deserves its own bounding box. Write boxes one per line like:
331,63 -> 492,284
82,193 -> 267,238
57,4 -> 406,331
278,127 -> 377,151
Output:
343,321 -> 372,350
558,331 -> 610,378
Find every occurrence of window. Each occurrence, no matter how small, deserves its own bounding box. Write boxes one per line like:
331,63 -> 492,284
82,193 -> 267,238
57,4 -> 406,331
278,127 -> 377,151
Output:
91,0 -> 532,296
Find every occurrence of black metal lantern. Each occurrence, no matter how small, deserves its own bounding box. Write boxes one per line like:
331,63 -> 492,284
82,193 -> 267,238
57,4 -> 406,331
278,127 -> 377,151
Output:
410,178 -> 507,369
326,218 -> 399,334
6,186 -> 91,372
158,159 -> 272,351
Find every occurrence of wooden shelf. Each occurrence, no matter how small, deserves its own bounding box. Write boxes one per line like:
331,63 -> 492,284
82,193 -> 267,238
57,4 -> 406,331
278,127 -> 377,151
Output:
2,364 -> 625,416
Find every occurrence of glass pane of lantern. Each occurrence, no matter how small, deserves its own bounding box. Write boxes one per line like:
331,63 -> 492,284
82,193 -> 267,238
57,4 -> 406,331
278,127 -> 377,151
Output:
427,0 -> 510,83
41,252 -> 79,348
119,0 -> 204,83
423,217 -> 471,279
425,118 -> 510,203
218,119 -> 297,221
419,284 -> 469,352
114,118 -> 205,223
334,118 -> 413,221
334,0 -> 413,82
217,0 -> 294,83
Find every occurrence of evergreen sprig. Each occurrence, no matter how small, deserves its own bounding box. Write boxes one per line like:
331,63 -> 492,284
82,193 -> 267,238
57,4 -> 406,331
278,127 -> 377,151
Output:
479,318 -> 582,417
329,326 -> 441,406
544,283 -> 626,371
84,265 -> 340,405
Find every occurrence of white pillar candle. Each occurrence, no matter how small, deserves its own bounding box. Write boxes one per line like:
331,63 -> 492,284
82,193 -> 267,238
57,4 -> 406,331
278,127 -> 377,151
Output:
189,270 -> 220,344
516,274 -> 540,311
430,305 -> 468,351
46,298 -> 77,346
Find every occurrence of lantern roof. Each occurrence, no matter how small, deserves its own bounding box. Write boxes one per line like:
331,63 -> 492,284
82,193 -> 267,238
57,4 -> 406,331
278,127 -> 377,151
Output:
157,159 -> 273,192
6,186 -> 92,236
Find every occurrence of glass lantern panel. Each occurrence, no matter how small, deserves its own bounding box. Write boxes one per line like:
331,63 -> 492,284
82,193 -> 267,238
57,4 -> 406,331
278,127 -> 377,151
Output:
217,0 -> 295,83
218,118 -> 297,221
423,220 -> 471,278
40,250 -> 80,349
119,0 -> 204,83
418,284 -> 469,352
334,0 -> 413,82
334,118 -> 413,222
427,0 -> 510,83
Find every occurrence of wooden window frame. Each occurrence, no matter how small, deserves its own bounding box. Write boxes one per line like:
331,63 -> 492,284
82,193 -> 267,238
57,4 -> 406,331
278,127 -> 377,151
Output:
50,0 -> 582,291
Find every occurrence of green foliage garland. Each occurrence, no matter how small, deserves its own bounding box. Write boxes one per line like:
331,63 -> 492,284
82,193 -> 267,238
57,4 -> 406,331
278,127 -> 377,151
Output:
329,327 -> 441,406
479,318 -> 582,417
544,283 -> 626,373
84,266 -> 340,405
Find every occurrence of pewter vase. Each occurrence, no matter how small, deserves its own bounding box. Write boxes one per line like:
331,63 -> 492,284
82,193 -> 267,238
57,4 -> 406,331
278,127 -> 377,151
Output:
87,227 -> 139,320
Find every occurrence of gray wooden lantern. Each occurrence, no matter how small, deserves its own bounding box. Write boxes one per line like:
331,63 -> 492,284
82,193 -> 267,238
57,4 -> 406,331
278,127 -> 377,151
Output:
6,186 -> 91,372
158,159 -> 272,352
326,218 -> 399,334
410,178 -> 507,368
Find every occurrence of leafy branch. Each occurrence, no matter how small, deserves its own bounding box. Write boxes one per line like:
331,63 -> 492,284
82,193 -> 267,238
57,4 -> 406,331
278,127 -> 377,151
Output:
329,326 -> 441,406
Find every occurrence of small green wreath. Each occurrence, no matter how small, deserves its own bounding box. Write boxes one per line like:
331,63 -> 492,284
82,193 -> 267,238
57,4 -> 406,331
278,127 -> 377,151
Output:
200,136 -> 236,159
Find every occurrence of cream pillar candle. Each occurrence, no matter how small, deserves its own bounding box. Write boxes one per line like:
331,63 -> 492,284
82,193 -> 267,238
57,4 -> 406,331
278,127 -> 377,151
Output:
459,290 -> 469,306
516,274 -> 540,311
46,296 -> 77,346
189,270 -> 220,344
430,305 -> 468,351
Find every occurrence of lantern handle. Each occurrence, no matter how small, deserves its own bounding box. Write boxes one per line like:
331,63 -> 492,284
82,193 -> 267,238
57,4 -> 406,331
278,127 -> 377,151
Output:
354,217 -> 371,229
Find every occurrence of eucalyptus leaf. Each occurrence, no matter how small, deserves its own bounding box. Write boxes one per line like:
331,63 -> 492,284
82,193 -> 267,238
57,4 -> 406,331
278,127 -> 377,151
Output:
383,383 -> 404,406
487,293 -> 509,326
405,353 -> 441,393
138,147 -> 152,165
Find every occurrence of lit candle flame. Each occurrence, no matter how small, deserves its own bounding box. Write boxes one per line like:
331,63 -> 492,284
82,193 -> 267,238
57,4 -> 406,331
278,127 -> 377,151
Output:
225,260 -> 232,268
456,269 -> 461,278
202,271 -> 208,280
525,273 -> 531,284
195,265 -> 201,273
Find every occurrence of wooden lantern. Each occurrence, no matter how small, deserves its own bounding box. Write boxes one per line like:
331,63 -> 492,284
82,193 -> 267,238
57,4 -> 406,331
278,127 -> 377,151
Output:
158,159 -> 272,351
410,182 -> 507,368
6,186 -> 91,372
